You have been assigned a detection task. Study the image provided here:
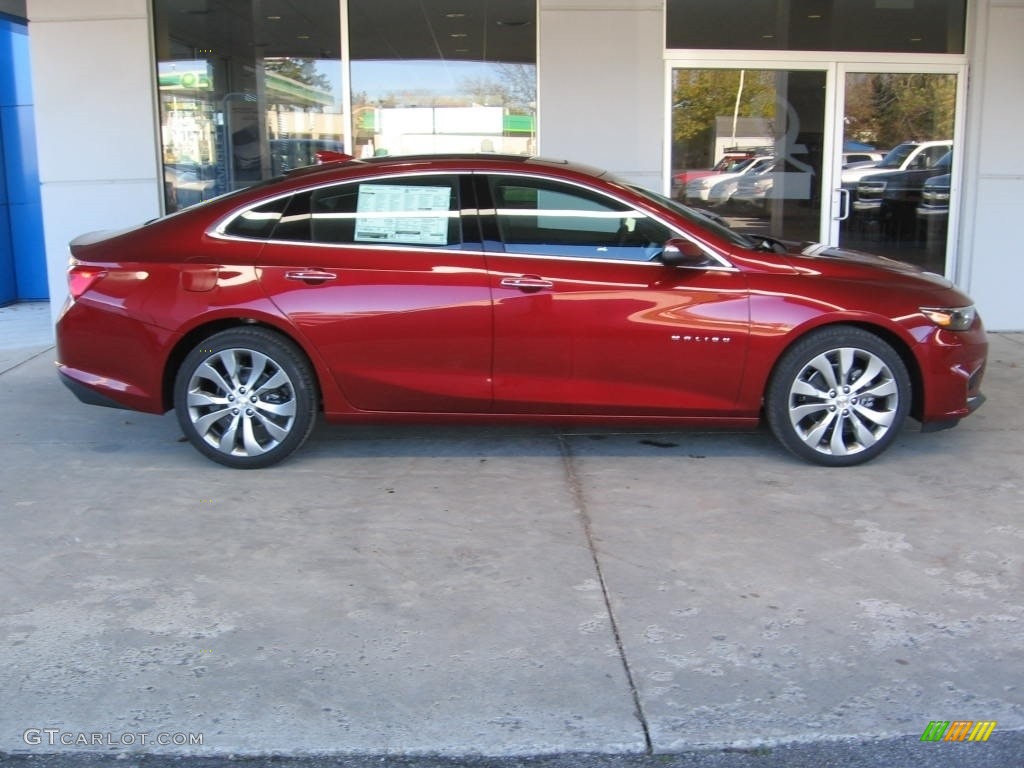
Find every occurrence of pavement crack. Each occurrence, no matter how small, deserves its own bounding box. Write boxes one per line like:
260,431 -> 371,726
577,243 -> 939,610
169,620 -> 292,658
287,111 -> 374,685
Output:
0,346 -> 55,377
558,434 -> 653,755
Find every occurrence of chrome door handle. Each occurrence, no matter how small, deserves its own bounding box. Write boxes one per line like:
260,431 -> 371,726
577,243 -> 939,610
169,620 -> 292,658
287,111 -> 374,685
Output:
500,276 -> 554,290
285,269 -> 338,283
835,188 -> 851,222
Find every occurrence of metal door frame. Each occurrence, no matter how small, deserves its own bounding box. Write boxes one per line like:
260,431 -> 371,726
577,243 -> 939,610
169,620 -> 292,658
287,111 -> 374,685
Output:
664,53 -> 967,277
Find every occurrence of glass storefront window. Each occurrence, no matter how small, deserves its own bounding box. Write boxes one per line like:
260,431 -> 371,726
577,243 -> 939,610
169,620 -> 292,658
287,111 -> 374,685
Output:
667,0 -> 966,54
153,0 -> 344,211
347,0 -> 536,158
670,68 -> 826,245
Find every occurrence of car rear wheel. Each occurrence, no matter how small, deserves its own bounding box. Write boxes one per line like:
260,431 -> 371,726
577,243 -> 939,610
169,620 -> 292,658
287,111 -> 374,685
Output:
174,328 -> 317,468
766,326 -> 910,467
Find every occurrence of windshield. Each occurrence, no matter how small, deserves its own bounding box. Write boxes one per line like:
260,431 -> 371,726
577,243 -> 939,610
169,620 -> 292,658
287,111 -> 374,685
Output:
627,184 -> 756,249
718,157 -> 756,173
877,143 -> 916,169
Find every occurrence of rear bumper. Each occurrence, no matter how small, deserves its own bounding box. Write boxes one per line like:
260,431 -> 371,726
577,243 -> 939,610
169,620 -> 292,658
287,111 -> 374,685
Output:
58,368 -> 132,410
55,300 -> 173,415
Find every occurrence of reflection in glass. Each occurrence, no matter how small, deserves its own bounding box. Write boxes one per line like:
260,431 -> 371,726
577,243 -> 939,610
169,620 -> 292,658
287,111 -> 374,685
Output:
348,0 -> 536,158
839,73 -> 956,274
670,68 -> 825,245
153,0 -> 344,211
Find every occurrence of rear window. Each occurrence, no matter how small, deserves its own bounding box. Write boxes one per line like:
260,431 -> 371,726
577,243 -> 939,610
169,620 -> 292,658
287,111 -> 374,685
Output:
222,196 -> 290,239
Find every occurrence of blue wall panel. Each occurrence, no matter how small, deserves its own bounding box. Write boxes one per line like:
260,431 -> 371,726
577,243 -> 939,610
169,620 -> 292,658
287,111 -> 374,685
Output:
0,103 -> 13,305
0,217 -> 13,304
3,103 -> 38,202
0,17 -> 47,303
11,200 -> 45,297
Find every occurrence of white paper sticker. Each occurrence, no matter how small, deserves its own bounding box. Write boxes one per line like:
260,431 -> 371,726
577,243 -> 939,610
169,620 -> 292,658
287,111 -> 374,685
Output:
354,184 -> 453,245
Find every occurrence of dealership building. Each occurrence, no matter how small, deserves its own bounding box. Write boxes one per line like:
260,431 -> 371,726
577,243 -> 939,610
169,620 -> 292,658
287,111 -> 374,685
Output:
1,0 -> 1022,329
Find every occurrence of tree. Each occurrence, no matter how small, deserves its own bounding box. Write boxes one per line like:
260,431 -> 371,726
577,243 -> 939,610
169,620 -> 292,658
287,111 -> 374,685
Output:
460,63 -> 537,112
844,73 -> 956,148
672,69 -> 776,144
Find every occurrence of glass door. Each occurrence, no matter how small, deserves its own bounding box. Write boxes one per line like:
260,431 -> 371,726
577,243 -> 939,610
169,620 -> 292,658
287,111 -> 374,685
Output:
833,65 -> 965,276
669,62 -> 965,275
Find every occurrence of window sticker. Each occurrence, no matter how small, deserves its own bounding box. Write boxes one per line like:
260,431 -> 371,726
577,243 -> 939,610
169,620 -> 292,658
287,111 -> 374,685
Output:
354,184 -> 454,245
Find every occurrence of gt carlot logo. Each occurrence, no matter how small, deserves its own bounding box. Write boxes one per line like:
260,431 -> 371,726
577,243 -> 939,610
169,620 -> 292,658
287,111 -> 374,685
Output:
23,728 -> 204,747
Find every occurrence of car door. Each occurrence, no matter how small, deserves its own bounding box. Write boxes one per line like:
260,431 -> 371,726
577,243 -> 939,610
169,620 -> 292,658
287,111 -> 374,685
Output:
256,173 -> 494,413
478,173 -> 751,416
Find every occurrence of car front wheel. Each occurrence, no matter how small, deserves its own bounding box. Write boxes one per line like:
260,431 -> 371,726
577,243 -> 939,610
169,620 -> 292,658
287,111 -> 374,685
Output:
174,328 -> 317,468
766,326 -> 911,467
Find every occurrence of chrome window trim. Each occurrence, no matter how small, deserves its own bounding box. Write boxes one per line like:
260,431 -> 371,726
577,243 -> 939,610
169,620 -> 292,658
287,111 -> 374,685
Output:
478,249 -> 738,272
209,169 -> 469,243
208,166 -> 738,271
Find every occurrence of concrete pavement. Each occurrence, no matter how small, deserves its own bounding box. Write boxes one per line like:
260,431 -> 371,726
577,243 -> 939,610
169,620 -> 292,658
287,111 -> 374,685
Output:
0,303 -> 1021,764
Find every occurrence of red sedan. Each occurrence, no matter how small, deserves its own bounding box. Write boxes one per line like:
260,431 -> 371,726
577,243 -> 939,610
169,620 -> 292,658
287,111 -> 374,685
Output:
56,154 -> 987,468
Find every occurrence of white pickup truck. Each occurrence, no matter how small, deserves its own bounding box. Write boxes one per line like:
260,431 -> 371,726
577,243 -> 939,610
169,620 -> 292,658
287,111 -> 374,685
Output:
841,139 -> 952,189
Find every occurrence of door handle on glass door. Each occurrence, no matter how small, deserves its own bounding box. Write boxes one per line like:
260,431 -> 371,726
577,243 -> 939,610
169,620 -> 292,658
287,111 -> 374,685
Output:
835,188 -> 851,221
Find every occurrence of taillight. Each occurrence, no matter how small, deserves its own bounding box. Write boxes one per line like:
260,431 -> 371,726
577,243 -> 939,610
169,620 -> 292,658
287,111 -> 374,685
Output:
67,264 -> 107,300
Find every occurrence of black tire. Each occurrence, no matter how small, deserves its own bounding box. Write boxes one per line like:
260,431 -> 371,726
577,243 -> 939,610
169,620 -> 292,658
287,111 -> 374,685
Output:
765,326 -> 911,467
173,327 -> 317,468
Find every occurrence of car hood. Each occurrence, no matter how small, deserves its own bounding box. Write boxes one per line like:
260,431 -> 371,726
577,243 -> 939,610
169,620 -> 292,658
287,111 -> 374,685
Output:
924,173 -> 951,189
841,165 -> 895,184
794,243 -> 953,288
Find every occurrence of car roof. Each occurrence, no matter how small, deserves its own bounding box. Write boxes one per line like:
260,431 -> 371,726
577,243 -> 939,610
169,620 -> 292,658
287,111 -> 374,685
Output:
894,139 -> 952,147
174,153 -> 620,229
285,153 -> 610,183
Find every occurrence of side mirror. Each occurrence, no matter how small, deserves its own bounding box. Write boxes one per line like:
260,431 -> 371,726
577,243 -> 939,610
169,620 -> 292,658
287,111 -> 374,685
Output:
659,238 -> 709,267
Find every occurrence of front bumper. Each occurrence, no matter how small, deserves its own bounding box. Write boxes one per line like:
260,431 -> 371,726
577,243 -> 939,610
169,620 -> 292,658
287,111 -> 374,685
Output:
917,324 -> 988,426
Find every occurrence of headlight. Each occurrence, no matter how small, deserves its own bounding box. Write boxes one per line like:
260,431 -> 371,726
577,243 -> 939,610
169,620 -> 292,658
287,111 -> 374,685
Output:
920,305 -> 977,331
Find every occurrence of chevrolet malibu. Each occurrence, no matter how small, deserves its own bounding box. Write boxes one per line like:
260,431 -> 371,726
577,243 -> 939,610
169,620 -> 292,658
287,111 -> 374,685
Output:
56,154 -> 987,468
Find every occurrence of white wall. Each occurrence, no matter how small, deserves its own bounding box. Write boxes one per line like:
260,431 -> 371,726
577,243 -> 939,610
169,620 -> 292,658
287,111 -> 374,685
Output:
960,0 -> 1024,330
538,0 -> 664,190
27,0 -> 161,329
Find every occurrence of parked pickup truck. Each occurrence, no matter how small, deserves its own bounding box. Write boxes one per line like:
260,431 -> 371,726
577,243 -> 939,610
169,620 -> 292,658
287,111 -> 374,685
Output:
841,139 -> 951,190
847,140 -> 952,238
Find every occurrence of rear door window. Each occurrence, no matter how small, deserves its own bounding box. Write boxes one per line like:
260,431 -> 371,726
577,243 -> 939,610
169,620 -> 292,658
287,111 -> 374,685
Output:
266,175 -> 463,248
